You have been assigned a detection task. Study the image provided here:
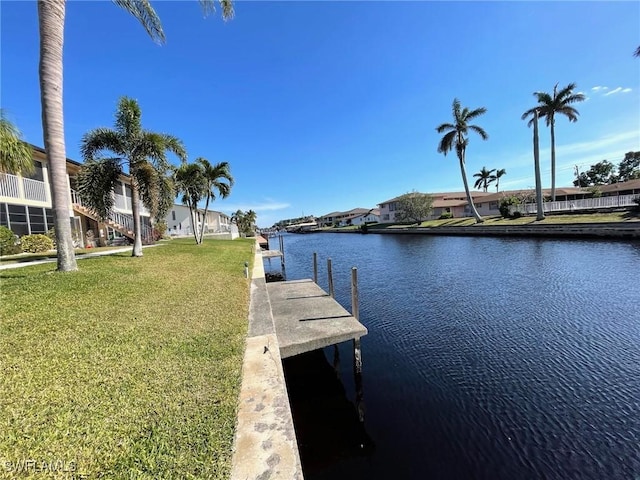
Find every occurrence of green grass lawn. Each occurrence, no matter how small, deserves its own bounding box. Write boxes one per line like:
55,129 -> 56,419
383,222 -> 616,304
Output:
0,245 -> 137,265
1,238 -> 253,479
357,211 -> 638,230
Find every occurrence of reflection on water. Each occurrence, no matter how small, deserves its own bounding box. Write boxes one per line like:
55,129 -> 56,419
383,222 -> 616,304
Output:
273,233 -> 640,480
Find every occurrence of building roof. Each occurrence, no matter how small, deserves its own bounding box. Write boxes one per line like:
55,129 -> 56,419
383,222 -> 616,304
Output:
600,179 -> 640,193
379,191 -> 492,205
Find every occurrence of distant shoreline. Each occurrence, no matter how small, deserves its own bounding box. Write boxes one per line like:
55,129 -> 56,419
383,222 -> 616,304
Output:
314,222 -> 640,240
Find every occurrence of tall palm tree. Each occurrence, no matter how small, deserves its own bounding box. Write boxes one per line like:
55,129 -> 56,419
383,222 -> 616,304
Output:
0,110 -> 34,175
196,158 -> 234,244
38,0 -> 234,272
473,166 -> 496,192
532,109 -> 545,221
436,98 -> 488,223
491,168 -> 507,192
79,97 -> 186,256
174,162 -> 207,244
521,83 -> 585,201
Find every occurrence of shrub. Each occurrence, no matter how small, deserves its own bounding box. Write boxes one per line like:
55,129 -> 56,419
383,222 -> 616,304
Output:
20,234 -> 54,253
0,226 -> 21,256
439,212 -> 453,220
499,196 -> 520,218
512,211 -> 522,219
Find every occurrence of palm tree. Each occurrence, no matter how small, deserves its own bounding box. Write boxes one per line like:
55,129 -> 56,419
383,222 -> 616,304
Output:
521,83 -> 585,201
532,109 -> 545,221
79,97 -> 186,256
38,0 -> 234,272
196,158 -> 234,244
436,98 -> 488,223
473,166 -> 496,192
0,111 -> 34,175
491,168 -> 507,192
174,162 -> 207,244
635,46 -> 640,57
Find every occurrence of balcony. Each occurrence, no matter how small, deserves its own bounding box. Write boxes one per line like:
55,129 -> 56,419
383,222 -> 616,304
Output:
0,173 -> 48,203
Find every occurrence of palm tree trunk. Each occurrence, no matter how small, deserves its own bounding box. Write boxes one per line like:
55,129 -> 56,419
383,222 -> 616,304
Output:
533,110 -> 545,221
188,202 -> 199,244
550,117 -> 556,202
198,195 -> 210,244
459,152 -> 483,223
130,179 -> 144,256
38,0 -> 77,272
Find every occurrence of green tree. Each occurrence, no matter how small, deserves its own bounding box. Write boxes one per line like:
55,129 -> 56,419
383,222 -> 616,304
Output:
196,158 -> 234,244
617,151 -> 640,182
395,191 -> 434,224
79,97 -> 186,256
491,168 -> 507,192
174,162 -> 207,244
231,209 -> 257,236
573,160 -> 617,187
522,83 -> 586,201
436,98 -> 488,223
38,0 -> 234,272
0,111 -> 34,175
473,166 -> 496,192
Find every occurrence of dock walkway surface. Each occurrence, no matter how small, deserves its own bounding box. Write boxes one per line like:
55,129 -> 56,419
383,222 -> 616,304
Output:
267,279 -> 368,358
230,244 -> 367,480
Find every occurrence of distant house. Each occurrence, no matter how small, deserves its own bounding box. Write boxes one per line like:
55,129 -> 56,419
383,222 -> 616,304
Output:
165,205 -> 236,238
378,182 -> 640,222
340,208 -> 380,226
0,144 -> 152,247
318,208 -> 371,227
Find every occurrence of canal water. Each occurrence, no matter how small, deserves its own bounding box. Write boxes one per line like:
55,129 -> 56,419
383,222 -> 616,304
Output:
267,232 -> 640,480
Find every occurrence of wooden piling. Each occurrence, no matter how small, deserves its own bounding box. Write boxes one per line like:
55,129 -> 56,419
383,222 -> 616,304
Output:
327,258 -> 334,298
351,267 -> 359,321
313,252 -> 318,284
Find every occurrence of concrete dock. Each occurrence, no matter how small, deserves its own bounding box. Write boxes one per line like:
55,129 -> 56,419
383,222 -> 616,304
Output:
267,279 -> 368,359
230,243 -> 368,480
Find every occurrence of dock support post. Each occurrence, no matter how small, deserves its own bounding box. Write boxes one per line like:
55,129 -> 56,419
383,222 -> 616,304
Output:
333,344 -> 340,378
313,252 -> 318,284
351,267 -> 359,321
327,258 -> 334,298
353,337 -> 364,422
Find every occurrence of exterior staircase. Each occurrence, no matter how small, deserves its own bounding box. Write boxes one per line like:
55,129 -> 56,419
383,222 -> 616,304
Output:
71,191 -> 153,244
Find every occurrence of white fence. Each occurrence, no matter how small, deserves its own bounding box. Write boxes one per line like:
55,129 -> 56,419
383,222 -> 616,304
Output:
513,194 -> 638,215
0,173 -> 48,202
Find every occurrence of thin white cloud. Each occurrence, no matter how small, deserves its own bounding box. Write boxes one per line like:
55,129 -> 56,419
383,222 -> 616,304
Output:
622,88 -> 632,93
219,200 -> 291,213
591,86 -> 605,91
604,87 -> 623,96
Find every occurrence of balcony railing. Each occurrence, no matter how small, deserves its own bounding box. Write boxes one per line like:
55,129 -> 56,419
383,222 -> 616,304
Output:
513,194 -> 639,214
0,173 -> 48,203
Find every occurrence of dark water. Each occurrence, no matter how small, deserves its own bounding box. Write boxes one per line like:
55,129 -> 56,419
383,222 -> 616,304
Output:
268,233 -> 640,480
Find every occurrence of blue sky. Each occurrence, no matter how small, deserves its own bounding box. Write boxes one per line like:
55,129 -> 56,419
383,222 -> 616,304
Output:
2,1 -> 639,227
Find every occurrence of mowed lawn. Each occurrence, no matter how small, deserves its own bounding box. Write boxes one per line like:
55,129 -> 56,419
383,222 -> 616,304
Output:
1,238 -> 254,479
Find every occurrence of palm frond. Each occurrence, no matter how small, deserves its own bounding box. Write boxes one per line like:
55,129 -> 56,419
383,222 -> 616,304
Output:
135,160 -> 160,215
435,122 -> 455,134
468,124 -> 488,140
76,158 -> 122,220
113,0 -> 165,44
155,174 -> 176,222
160,133 -> 187,163
114,96 -> 143,139
464,107 -> 487,122
556,106 -> 580,122
0,111 -> 34,175
198,0 -> 234,20
635,46 -> 640,57
81,128 -> 125,160
437,130 -> 456,155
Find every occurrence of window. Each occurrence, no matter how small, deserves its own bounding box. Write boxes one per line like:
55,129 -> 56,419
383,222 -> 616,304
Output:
8,204 -> 28,236
172,211 -> 176,221
489,202 -> 498,210
26,161 -> 44,182
389,202 -> 396,212
29,206 -> 46,233
0,203 -> 7,227
382,214 -> 389,221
